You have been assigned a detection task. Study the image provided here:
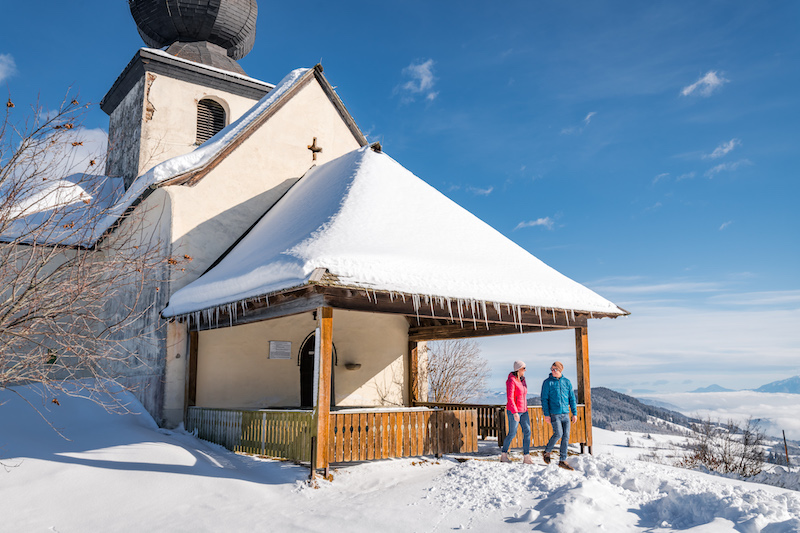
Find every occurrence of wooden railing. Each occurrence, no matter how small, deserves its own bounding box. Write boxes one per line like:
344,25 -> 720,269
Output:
187,406 -> 477,464
328,408 -> 477,462
499,405 -> 587,449
414,402 -> 504,439
186,407 -> 313,462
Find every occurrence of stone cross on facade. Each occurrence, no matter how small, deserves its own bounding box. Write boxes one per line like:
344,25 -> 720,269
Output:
307,137 -> 323,161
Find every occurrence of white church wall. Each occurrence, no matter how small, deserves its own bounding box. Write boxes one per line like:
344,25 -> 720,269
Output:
194,309 -> 409,409
195,312 -> 317,408
166,79 -> 363,292
140,73 -> 259,178
332,310 -> 410,407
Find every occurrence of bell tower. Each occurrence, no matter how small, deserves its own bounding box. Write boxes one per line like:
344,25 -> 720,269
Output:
101,0 -> 272,188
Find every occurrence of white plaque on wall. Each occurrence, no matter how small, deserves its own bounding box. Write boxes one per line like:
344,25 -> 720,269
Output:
269,341 -> 291,360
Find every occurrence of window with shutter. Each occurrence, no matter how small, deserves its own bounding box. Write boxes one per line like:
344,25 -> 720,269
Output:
196,99 -> 226,144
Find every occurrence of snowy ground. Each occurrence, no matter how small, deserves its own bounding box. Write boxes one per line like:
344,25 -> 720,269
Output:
2,386 -> 799,533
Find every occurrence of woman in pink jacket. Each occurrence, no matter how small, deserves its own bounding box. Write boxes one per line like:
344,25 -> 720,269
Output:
500,360 -> 533,464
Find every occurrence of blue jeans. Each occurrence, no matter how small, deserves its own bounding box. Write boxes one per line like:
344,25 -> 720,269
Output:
501,411 -> 531,454
545,413 -> 571,459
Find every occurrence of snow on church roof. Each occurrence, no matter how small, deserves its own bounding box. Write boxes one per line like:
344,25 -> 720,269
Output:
162,146 -> 626,319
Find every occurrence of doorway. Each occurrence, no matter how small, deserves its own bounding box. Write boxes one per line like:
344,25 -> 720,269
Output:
299,333 -> 336,408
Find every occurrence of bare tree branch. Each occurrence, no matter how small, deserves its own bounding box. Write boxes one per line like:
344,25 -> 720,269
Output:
0,93 -> 186,418
421,339 -> 489,403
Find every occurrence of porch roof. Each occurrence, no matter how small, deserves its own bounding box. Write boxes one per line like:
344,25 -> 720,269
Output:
163,145 -> 626,324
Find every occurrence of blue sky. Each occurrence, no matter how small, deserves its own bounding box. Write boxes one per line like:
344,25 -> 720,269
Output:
2,1 -> 798,394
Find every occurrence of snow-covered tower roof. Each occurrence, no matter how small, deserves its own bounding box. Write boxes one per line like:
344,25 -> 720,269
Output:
162,145 -> 626,324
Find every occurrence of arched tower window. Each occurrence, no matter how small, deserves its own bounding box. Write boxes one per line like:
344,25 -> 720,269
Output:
196,99 -> 226,144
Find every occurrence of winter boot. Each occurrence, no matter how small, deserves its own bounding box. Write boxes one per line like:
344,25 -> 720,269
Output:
542,453 -> 551,465
500,452 -> 511,463
523,454 -> 534,465
558,461 -> 574,471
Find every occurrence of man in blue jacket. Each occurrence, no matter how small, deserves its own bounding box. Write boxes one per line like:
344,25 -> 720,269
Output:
541,361 -> 577,470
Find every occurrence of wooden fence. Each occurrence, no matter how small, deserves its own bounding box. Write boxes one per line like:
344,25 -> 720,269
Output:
186,407 -> 314,462
328,409 -> 477,462
187,406 -> 477,464
414,402 -> 503,439
499,405 -> 587,449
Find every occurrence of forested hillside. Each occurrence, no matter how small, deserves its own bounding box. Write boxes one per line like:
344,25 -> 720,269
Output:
528,387 -> 699,435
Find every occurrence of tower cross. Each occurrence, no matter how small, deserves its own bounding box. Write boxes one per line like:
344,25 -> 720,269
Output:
308,137 -> 323,161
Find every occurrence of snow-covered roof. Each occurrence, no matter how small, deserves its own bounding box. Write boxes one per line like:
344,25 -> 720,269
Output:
162,146 -> 626,319
2,68 -> 309,248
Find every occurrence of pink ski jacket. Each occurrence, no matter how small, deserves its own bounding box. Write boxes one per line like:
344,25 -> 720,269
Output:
505,372 -> 528,413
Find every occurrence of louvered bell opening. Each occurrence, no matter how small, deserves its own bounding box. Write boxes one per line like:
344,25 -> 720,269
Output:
196,99 -> 226,144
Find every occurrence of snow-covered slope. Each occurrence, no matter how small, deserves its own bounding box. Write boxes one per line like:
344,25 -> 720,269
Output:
2,384 -> 798,532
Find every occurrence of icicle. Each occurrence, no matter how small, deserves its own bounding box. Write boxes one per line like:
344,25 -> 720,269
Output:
564,309 -> 570,327
469,299 -> 477,329
551,308 -> 556,321
481,300 -> 489,329
517,305 -> 523,332
571,309 -> 575,322
446,297 -> 454,321
493,302 -> 502,322
429,295 -> 435,317
456,298 -> 464,328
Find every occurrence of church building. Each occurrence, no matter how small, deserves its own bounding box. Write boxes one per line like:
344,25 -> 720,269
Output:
24,0 -> 627,469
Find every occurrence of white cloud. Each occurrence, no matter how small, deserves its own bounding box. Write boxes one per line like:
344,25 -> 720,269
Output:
652,172 -> 669,185
467,185 -> 493,196
561,111 -> 597,135
676,171 -> 696,181
591,280 -> 724,295
0,53 -> 17,83
514,217 -> 554,231
705,158 -> 751,177
398,59 -> 437,103
708,289 -> 800,307
719,220 -> 733,231
704,138 -> 741,159
681,70 -> 729,97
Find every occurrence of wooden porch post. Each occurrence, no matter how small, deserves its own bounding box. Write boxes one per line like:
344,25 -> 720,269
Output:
313,306 -> 334,473
408,341 -> 419,405
575,326 -> 593,454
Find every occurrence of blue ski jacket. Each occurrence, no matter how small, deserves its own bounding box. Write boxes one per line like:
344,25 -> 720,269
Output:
540,374 -> 577,417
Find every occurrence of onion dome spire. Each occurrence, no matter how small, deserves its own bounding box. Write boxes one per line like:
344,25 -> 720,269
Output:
129,0 -> 258,75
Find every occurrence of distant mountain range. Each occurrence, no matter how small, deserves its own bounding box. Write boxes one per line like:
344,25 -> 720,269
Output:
690,384 -> 734,393
689,375 -> 800,394
755,375 -> 800,393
